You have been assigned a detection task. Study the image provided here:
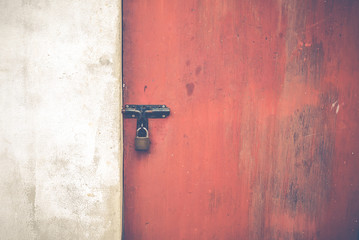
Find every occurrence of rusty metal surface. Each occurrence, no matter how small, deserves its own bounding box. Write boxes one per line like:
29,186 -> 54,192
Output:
123,0 -> 359,239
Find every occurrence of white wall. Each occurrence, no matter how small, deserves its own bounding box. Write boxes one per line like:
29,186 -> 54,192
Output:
0,0 -> 122,239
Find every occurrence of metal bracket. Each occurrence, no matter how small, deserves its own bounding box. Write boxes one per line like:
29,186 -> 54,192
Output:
122,105 -> 170,131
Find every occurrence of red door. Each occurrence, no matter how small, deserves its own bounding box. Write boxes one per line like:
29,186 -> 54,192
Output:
123,1 -> 359,239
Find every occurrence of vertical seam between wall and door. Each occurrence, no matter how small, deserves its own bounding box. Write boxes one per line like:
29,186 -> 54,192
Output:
120,0 -> 124,239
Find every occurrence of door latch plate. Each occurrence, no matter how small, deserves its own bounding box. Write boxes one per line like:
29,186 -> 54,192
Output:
123,105 -> 170,151
122,105 -> 170,130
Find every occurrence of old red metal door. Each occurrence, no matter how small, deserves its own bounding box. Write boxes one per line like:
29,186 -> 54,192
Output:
123,0 -> 359,239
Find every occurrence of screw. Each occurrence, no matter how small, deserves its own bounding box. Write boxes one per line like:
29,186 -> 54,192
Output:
132,114 -> 135,118
162,115 -> 165,118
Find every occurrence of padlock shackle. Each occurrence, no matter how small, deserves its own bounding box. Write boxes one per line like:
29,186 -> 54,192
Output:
136,127 -> 149,137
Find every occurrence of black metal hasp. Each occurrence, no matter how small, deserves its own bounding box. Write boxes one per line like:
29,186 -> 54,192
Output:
122,105 -> 170,130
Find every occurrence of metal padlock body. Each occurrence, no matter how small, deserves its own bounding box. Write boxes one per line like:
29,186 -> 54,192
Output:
135,127 -> 150,151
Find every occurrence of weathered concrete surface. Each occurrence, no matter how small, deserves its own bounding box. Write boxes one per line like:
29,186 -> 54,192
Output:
0,0 -> 122,239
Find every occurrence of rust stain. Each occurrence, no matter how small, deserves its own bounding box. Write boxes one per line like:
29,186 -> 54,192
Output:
185,82 -> 195,96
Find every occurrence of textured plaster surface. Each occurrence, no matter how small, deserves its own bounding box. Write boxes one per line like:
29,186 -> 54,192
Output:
0,0 -> 122,239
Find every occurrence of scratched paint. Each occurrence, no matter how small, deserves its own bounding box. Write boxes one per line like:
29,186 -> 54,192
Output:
123,0 -> 359,239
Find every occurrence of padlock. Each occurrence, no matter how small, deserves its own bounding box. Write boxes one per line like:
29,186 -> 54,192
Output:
135,127 -> 150,151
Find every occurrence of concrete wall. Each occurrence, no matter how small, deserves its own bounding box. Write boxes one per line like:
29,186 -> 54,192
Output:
0,0 -> 122,239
